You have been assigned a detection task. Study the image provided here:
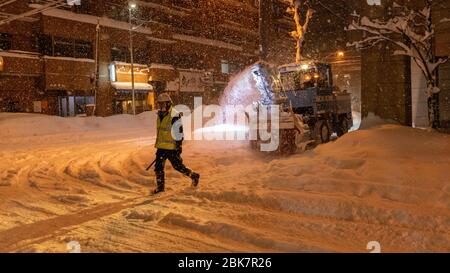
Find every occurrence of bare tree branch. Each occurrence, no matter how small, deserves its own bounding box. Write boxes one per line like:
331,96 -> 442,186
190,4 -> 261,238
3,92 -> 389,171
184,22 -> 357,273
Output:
286,0 -> 314,63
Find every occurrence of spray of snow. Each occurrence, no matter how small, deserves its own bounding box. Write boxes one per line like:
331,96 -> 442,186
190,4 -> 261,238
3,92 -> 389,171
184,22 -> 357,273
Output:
219,65 -> 261,107
194,65 -> 263,137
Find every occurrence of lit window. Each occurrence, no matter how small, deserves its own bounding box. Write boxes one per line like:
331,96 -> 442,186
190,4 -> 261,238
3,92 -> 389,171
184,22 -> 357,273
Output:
221,60 -> 229,74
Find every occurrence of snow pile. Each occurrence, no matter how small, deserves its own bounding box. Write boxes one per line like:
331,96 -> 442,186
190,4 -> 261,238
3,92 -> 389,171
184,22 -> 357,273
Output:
0,112 -> 157,148
359,112 -> 398,130
1,111 -> 450,252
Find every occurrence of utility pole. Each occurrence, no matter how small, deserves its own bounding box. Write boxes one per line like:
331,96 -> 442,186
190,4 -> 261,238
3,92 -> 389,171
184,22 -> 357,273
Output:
94,18 -> 100,115
259,0 -> 270,61
129,3 -> 136,115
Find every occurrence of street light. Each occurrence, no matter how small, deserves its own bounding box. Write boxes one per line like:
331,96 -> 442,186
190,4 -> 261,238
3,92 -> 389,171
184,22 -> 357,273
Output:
0,56 -> 4,72
129,1 -> 136,115
321,50 -> 346,62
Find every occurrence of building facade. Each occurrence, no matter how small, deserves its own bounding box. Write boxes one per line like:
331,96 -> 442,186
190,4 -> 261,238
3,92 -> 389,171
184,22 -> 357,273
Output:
0,0 -> 364,118
0,0 -> 267,116
2,0 -> 448,128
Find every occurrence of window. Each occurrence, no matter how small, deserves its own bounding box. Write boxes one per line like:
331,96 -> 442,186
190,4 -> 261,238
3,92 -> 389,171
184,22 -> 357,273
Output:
317,66 -> 332,88
0,33 -> 12,50
134,48 -> 148,64
54,37 -> 74,57
111,46 -> 130,62
230,63 -> 240,74
280,71 -> 300,91
39,35 -> 93,59
74,96 -> 95,115
111,47 -> 147,64
167,54 -> 201,69
221,60 -> 229,74
280,70 -> 318,91
74,40 -> 93,59
38,35 -> 52,55
221,60 -> 240,74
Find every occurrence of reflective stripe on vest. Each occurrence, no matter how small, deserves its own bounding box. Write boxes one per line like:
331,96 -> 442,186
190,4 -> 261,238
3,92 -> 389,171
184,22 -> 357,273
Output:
155,107 -> 177,150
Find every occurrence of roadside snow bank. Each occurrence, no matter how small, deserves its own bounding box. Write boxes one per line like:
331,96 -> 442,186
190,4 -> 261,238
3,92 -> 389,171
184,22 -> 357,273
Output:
359,112 -> 399,130
2,110 -> 450,252
0,112 -> 156,138
0,112 -> 157,148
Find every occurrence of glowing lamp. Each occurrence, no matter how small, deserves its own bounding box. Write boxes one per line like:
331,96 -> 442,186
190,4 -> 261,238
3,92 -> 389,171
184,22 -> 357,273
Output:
337,51 -> 345,58
0,56 -> 3,72
301,64 -> 309,70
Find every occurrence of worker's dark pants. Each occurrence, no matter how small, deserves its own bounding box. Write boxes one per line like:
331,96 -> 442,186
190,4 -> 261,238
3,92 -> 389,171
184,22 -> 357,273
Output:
154,148 -> 193,190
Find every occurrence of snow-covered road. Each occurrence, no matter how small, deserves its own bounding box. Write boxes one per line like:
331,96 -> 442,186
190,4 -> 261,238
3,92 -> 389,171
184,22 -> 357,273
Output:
1,112 -> 450,252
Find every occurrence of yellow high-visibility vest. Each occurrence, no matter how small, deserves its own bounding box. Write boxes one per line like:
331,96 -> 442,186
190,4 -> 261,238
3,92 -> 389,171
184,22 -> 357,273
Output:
155,107 -> 178,150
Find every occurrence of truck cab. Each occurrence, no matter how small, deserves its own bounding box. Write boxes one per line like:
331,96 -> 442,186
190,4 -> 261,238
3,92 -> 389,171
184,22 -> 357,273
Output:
250,61 -> 353,154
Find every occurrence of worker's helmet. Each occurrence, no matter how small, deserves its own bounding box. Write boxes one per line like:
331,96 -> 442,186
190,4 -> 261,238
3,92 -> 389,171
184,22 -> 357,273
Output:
157,93 -> 172,104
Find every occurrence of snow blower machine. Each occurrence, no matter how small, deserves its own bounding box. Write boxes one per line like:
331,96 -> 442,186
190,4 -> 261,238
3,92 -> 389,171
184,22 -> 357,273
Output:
249,61 -> 353,155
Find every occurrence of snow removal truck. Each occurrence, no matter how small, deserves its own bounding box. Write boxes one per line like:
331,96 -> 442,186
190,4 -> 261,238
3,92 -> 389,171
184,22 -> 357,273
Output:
249,61 -> 353,154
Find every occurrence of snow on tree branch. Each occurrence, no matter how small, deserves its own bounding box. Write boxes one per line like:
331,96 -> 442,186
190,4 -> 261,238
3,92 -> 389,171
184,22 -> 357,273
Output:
283,0 -> 314,63
346,0 -> 449,98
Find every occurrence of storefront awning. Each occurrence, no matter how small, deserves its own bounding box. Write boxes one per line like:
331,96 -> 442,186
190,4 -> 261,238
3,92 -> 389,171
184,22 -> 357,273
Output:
111,82 -> 153,91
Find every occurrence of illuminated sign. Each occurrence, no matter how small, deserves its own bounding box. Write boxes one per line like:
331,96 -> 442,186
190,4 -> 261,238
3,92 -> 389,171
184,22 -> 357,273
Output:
179,71 -> 212,92
109,63 -> 116,82
109,62 -> 149,83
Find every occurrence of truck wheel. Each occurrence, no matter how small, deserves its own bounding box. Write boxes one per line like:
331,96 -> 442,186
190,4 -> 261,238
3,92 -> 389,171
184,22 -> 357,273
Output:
314,120 -> 331,144
337,117 -> 349,137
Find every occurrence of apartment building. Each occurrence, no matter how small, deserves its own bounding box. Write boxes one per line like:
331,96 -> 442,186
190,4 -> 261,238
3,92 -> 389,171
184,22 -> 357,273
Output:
0,0 -> 265,116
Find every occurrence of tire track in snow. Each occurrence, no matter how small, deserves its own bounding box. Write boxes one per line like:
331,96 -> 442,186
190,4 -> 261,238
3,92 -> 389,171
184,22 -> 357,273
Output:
0,186 -> 186,252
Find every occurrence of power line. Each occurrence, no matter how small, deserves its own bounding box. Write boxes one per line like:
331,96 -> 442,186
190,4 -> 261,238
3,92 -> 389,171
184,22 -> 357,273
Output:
314,0 -> 350,24
0,0 -> 66,26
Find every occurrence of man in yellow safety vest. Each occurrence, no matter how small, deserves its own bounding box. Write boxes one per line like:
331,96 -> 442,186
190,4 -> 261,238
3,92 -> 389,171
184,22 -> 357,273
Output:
153,93 -> 200,194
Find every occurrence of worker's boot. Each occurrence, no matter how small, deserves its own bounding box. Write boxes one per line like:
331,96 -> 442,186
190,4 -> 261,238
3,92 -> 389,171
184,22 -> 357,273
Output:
152,172 -> 165,195
190,172 -> 200,187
